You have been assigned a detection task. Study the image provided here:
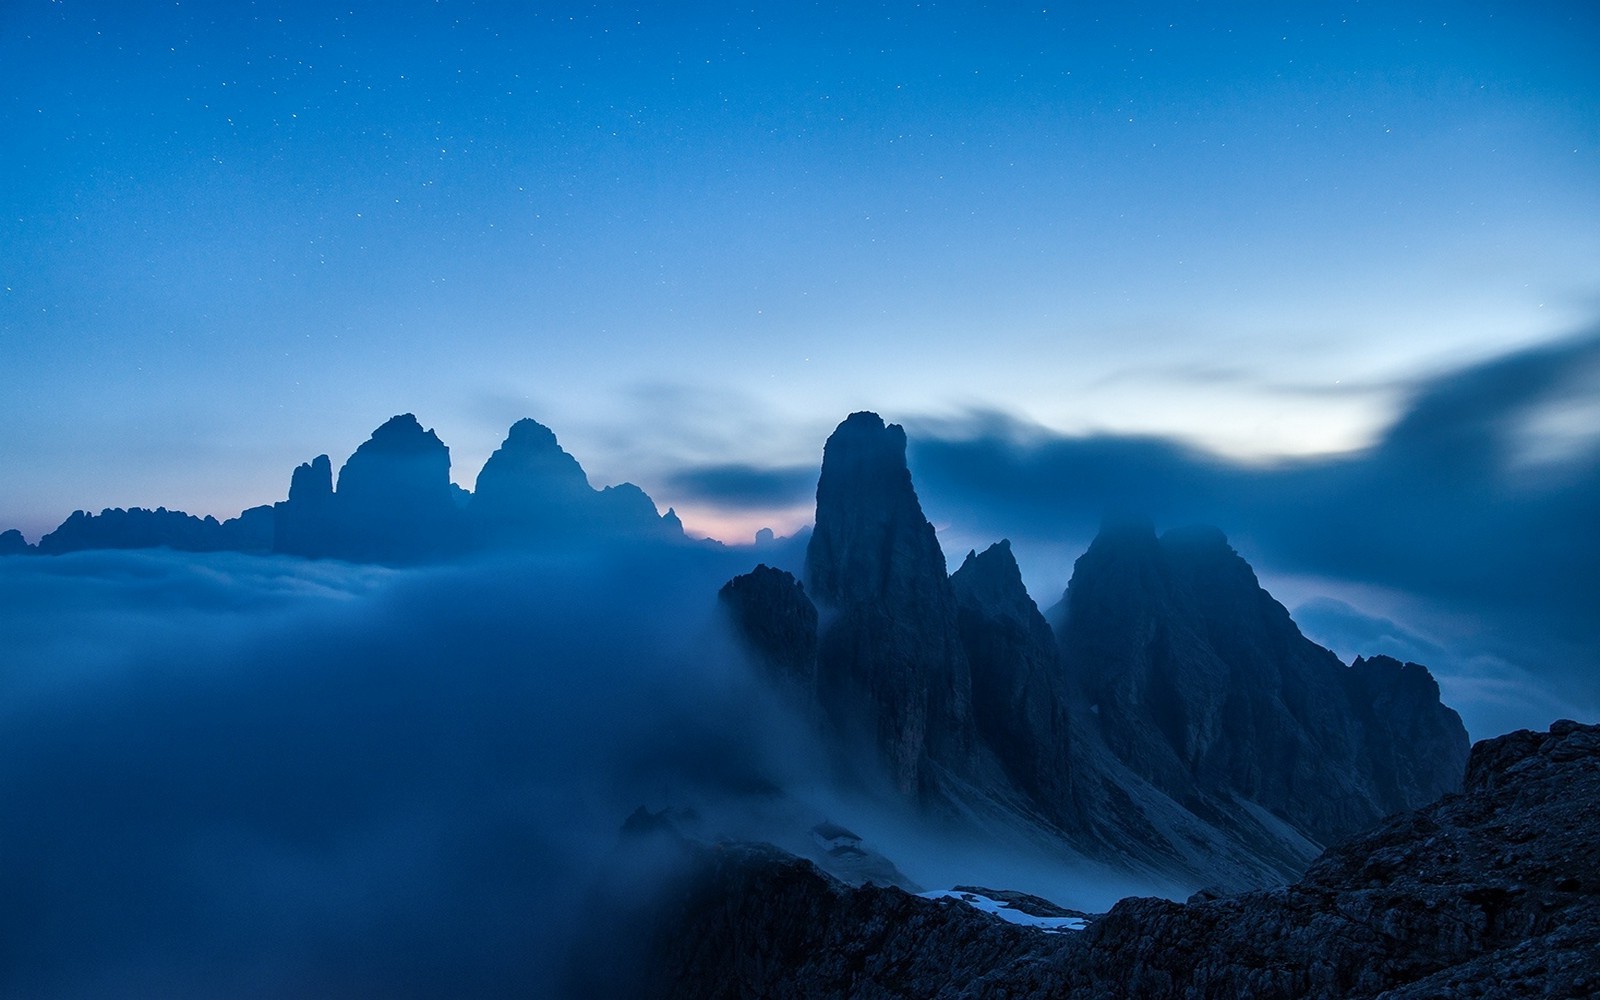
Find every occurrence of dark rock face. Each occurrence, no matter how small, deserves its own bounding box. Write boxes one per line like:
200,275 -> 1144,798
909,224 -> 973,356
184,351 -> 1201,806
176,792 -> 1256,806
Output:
1057,519 -> 1466,845
718,565 -> 818,693
37,507 -> 242,554
629,843 -> 1050,1000
217,504 -> 276,552
1345,654 -> 1471,815
803,412 -> 976,797
332,414 -> 461,562
633,721 -> 1600,999
949,540 -> 1076,826
273,454 -> 337,556
471,418 -> 683,546
0,529 -> 32,555
471,417 -> 595,544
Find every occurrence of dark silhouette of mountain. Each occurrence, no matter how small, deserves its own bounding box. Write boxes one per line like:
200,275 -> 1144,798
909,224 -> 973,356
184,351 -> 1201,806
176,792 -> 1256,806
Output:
10,413 -> 686,564
949,540 -> 1078,828
329,413 -> 462,562
272,454 -> 338,557
1055,519 -> 1468,846
603,721 -> 1600,999
720,412 -> 1468,889
803,412 -> 978,797
34,505 -> 273,555
470,417 -> 684,546
717,565 -> 818,694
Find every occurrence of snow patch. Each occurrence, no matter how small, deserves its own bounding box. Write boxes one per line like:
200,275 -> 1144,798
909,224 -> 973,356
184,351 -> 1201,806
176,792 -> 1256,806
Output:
917,889 -> 1088,932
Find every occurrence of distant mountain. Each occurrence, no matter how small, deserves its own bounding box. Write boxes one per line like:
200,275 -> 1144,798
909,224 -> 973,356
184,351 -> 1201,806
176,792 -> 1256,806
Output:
35,505 -> 274,555
615,720 -> 1600,999
1054,518 -> 1468,846
720,412 -> 1468,888
7,413 -> 684,562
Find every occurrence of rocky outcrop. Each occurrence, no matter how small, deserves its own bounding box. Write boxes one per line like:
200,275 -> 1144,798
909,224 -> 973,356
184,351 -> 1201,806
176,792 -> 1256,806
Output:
331,413 -> 462,562
803,412 -> 977,797
1056,519 -> 1467,846
949,540 -> 1076,827
1345,653 -> 1471,813
0,528 -> 33,555
35,505 -> 272,554
629,721 -> 1600,999
471,418 -> 596,544
471,418 -> 683,547
273,454 -> 337,557
1058,719 -> 1600,999
718,565 -> 817,693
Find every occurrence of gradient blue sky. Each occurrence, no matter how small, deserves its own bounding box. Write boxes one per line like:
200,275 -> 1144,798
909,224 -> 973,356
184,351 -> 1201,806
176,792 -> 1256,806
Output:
3,1 -> 1598,541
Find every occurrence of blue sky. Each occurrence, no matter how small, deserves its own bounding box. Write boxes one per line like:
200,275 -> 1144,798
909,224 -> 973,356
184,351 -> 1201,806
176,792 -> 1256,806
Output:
2,1 -> 1597,542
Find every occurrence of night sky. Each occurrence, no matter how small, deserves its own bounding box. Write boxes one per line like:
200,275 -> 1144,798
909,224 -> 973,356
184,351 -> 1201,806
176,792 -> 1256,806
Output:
1,6 -> 1599,992
4,1 -> 1596,539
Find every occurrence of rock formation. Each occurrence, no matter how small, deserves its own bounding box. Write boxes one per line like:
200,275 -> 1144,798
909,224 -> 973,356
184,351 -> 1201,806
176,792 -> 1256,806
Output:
949,540 -> 1076,827
0,528 -> 33,555
619,720 -> 1600,999
717,565 -> 818,694
803,412 -> 977,797
1055,519 -> 1467,846
273,454 -> 337,557
720,415 -> 1469,889
471,417 -> 683,547
34,505 -> 273,555
331,413 -> 462,562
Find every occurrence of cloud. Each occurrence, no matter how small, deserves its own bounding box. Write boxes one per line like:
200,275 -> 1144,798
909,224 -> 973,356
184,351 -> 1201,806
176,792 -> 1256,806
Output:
0,545 -> 834,998
660,462 -> 817,508
903,330 -> 1600,731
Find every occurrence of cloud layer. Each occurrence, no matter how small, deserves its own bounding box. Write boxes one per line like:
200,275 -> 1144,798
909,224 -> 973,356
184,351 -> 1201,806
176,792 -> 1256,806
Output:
0,544 -> 826,997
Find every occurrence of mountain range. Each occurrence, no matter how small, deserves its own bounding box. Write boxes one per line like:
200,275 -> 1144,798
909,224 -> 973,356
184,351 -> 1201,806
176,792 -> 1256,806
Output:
8,408 -> 1580,996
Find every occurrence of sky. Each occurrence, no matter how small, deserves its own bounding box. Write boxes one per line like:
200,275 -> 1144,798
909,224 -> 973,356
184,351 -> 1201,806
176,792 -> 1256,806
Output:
1,2 -> 1597,728
2,1 -> 1598,542
1,7 -> 1598,990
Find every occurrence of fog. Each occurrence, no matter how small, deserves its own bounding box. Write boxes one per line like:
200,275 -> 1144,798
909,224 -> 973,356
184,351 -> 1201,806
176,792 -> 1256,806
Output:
0,543 -> 1140,997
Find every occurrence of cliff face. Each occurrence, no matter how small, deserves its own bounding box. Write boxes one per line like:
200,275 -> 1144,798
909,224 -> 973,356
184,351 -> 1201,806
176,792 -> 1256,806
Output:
719,414 -> 1468,883
803,412 -> 977,797
627,721 -> 1600,1000
1056,520 -> 1467,845
949,540 -> 1076,827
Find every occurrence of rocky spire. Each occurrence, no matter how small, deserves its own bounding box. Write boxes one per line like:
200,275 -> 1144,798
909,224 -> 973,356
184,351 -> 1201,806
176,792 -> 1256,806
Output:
803,412 -> 976,797
1056,518 -> 1467,845
331,414 -> 460,562
950,540 -> 1077,825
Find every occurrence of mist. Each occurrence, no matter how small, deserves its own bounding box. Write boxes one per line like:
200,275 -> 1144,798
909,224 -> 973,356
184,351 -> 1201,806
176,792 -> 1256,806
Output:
0,541 -> 1146,997
0,544 -> 805,996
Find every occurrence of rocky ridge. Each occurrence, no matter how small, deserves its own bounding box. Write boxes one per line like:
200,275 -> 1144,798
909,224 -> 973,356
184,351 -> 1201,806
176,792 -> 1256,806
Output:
720,413 -> 1469,888
622,721 -> 1600,998
6,413 -> 685,563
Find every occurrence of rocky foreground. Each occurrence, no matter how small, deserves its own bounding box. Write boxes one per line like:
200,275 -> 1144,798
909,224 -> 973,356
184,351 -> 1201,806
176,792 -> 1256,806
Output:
605,721 -> 1599,998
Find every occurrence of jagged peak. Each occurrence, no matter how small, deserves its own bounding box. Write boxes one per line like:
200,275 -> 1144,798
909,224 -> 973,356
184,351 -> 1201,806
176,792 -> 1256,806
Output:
474,417 -> 591,495
366,413 -> 445,450
952,539 -> 1048,630
288,455 -> 333,501
806,410 -> 945,607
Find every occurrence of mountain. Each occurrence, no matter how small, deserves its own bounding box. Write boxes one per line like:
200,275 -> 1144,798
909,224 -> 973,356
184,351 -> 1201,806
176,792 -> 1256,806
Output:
720,412 -> 1469,889
949,540 -> 1078,828
34,504 -> 274,555
803,412 -> 979,797
1055,519 -> 1469,846
599,720 -> 1600,999
9,413 -> 684,563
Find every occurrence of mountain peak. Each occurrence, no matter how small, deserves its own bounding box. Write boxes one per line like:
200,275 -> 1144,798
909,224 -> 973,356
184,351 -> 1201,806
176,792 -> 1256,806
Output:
805,411 -> 938,608
474,417 -> 591,497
